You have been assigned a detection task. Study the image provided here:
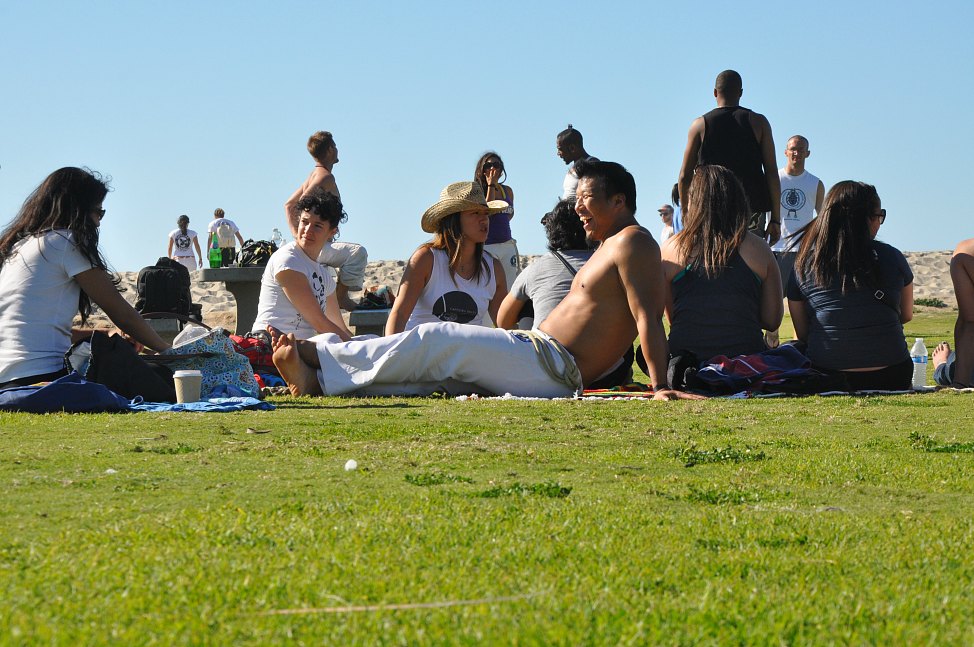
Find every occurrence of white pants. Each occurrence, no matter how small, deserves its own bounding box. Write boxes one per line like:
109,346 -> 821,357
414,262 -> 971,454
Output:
311,322 -> 579,398
318,242 -> 368,290
485,239 -> 521,292
173,256 -> 196,273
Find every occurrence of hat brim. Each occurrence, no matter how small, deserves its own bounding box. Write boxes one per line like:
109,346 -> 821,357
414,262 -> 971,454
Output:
421,199 -> 509,233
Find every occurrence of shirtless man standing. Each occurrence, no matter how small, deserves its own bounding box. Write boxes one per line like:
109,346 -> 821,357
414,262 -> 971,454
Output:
284,130 -> 366,311
272,160 -> 672,397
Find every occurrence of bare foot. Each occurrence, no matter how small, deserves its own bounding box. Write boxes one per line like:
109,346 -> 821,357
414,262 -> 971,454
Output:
933,341 -> 951,368
272,333 -> 322,396
266,325 -> 284,348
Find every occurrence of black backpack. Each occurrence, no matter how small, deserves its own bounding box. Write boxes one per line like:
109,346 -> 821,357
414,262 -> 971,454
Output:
239,239 -> 277,267
135,257 -> 192,316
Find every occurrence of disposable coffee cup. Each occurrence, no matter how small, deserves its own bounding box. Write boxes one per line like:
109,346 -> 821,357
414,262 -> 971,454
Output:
173,370 -> 203,403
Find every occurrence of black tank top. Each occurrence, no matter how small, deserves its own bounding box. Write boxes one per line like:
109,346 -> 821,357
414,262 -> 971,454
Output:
667,250 -> 766,362
698,107 -> 772,212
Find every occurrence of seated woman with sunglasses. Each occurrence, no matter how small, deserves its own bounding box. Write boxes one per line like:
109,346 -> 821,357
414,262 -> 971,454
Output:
253,189 -> 353,341
0,167 -> 171,388
474,152 -> 520,291
386,182 -> 508,335
787,181 -> 914,390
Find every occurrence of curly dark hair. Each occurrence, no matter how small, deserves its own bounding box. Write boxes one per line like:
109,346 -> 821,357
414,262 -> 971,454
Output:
295,188 -> 347,228
544,199 -> 589,252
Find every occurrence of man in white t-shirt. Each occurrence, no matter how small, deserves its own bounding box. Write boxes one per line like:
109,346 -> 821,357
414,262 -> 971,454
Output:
775,135 -> 825,289
205,208 -> 245,267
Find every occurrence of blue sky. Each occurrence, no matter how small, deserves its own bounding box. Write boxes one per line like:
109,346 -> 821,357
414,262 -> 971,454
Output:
1,1 -> 972,271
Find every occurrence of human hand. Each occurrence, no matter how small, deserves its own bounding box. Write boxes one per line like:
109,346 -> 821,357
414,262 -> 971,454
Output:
484,168 -> 500,187
766,221 -> 781,246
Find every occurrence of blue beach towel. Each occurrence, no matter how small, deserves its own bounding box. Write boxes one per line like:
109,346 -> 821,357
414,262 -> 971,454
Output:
0,372 -> 131,413
0,372 -> 274,413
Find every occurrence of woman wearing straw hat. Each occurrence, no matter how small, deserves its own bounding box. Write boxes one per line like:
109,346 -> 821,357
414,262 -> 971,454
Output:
474,152 -> 521,291
385,182 -> 509,335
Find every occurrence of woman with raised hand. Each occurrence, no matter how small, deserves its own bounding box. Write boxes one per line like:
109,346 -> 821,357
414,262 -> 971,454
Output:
252,189 -> 353,341
386,181 -> 508,335
474,151 -> 520,291
0,167 -> 171,388
787,180 -> 914,390
661,164 -> 783,363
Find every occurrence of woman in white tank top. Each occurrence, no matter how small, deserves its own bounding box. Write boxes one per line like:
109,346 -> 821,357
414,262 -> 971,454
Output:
386,181 -> 509,335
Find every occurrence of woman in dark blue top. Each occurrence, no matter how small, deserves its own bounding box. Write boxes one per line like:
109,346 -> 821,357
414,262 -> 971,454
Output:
787,181 -> 914,390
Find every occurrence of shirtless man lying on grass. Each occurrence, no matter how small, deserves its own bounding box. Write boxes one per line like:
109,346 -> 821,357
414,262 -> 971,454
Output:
272,160 -> 688,399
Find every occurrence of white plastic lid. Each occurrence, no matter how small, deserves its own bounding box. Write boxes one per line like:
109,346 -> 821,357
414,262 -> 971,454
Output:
173,370 -> 203,377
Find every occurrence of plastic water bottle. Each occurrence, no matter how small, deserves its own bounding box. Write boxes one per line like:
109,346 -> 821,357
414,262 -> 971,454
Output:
271,228 -> 284,248
910,338 -> 928,390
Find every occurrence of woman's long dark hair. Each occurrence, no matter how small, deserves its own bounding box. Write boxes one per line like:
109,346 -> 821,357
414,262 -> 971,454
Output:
674,165 -> 750,278
426,213 -> 491,284
177,214 -> 190,235
794,180 -> 880,293
0,167 -> 114,322
473,151 -> 507,194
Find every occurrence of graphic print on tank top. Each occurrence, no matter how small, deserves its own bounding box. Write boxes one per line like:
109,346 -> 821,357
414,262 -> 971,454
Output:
173,232 -> 192,251
781,187 -> 807,221
432,291 -> 479,323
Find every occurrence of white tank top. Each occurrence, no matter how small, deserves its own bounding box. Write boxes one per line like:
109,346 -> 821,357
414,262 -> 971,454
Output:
405,248 -> 496,330
775,169 -> 821,251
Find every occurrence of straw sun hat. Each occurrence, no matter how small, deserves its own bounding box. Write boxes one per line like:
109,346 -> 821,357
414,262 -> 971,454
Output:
421,182 -> 509,233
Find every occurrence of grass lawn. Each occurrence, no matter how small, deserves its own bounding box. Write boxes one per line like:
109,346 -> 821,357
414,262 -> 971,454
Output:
2,310 -> 972,645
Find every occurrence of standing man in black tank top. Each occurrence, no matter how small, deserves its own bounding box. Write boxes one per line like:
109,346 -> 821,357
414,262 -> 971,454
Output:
678,70 -> 782,246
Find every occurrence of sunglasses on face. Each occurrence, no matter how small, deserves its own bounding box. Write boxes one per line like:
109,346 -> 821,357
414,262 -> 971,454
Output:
483,162 -> 502,170
875,208 -> 886,224
94,209 -> 106,219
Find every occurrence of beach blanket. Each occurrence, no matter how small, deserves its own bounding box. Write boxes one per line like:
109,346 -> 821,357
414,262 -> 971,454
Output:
0,372 -> 275,413
0,372 -> 131,413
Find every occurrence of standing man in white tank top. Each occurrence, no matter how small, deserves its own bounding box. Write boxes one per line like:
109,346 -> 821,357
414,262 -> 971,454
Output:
766,135 -> 825,347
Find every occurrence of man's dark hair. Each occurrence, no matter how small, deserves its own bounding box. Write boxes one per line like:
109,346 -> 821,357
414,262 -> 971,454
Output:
715,69 -> 743,95
574,159 -> 637,214
544,199 -> 589,252
557,124 -> 583,147
296,188 -> 347,228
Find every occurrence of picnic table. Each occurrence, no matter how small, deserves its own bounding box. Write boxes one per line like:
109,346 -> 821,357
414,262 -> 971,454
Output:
198,266 -> 264,335
198,267 -> 391,337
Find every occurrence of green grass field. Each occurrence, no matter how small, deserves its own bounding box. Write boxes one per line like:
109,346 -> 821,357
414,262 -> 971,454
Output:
2,311 -> 972,645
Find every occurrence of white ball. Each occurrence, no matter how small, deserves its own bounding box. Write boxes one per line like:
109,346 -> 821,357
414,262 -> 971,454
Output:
344,459 -> 358,471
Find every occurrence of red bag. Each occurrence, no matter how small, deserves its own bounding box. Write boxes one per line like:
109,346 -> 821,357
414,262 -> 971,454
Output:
230,333 -> 277,376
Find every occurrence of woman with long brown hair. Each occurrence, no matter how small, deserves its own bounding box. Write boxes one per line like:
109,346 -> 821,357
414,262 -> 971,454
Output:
0,167 -> 170,387
661,165 -> 782,361
385,182 -> 508,335
787,180 -> 914,390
